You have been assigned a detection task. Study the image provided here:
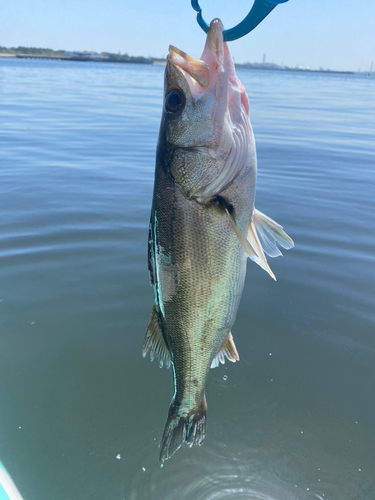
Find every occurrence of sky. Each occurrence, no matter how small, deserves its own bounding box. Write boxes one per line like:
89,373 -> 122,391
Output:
2,0 -> 375,72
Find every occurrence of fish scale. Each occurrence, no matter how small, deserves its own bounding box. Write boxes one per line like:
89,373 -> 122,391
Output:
142,18 -> 293,463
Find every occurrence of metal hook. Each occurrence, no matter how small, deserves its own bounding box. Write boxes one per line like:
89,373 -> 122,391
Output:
191,0 -> 289,42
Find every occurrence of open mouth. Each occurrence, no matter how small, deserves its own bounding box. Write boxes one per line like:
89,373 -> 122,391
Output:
168,19 -> 225,96
168,46 -> 209,88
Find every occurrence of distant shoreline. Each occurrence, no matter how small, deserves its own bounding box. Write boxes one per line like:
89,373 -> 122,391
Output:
0,52 -> 162,65
0,51 -> 354,75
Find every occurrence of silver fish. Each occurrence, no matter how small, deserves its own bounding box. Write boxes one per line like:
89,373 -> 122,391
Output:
142,19 -> 293,463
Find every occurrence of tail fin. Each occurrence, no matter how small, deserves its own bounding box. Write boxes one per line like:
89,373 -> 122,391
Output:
159,398 -> 207,463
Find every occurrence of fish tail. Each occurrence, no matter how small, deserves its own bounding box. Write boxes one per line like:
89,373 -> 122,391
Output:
159,396 -> 207,463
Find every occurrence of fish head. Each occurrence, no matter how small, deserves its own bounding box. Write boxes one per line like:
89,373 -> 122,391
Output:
161,18 -> 253,199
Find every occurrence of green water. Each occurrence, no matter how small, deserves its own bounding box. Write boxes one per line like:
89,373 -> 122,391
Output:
0,58 -> 374,499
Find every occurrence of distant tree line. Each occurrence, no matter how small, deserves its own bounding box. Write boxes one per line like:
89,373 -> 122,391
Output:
0,46 -> 165,64
0,46 -> 66,56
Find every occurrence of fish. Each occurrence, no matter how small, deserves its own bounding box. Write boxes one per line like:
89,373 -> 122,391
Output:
142,18 -> 294,463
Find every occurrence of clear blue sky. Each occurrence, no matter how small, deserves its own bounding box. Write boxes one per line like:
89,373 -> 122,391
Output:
2,0 -> 375,71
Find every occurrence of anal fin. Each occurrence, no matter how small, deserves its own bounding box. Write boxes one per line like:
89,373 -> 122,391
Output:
211,332 -> 240,369
142,305 -> 171,369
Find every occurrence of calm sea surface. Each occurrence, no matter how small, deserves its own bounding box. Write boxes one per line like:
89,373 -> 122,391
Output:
0,58 -> 374,500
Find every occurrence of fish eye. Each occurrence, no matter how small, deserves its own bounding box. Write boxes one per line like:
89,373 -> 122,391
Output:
165,89 -> 185,114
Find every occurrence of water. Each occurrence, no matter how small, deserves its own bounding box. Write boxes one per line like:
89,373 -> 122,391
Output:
0,57 -> 374,500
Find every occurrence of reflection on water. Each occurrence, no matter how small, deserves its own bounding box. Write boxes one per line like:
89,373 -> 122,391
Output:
130,370 -> 373,500
0,58 -> 374,499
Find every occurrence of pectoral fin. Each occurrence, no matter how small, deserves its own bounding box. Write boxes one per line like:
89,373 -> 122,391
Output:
224,207 -> 275,279
220,200 -> 293,281
142,306 -> 171,369
224,208 -> 257,257
247,219 -> 277,281
211,332 -> 240,369
252,209 -> 294,256
247,209 -> 294,281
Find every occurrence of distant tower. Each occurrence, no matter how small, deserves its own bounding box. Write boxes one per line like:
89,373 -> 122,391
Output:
263,54 -> 266,64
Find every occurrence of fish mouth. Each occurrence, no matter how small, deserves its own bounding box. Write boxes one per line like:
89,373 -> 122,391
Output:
168,18 -> 225,96
168,46 -> 210,90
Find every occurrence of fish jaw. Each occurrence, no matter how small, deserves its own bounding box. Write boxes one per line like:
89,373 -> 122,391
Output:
168,18 -> 249,129
168,18 -> 226,97
199,18 -> 250,146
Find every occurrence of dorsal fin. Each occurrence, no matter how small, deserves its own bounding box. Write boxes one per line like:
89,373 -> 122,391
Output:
211,332 -> 240,369
142,306 -> 171,369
